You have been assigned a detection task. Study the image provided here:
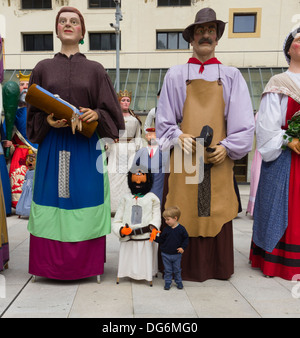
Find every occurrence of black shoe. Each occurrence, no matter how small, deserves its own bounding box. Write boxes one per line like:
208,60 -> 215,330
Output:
176,282 -> 183,289
164,283 -> 171,290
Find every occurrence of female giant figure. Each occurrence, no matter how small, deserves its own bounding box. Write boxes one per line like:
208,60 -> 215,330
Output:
26,7 -> 124,281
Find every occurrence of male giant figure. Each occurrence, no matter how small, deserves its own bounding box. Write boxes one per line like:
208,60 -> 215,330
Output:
156,8 -> 255,282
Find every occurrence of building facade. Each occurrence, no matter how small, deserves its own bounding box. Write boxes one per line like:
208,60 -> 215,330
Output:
0,0 -> 299,181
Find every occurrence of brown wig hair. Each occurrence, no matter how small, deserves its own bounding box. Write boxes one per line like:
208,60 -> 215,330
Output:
162,206 -> 181,220
55,7 -> 86,42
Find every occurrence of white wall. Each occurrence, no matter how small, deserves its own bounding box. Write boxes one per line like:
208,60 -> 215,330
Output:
0,0 -> 299,70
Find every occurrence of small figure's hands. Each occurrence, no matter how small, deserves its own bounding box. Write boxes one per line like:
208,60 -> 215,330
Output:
178,133 -> 196,154
79,107 -> 99,123
149,228 -> 161,242
2,140 -> 12,148
177,247 -> 184,254
120,223 -> 132,236
47,113 -> 68,128
207,144 -> 227,165
288,138 -> 300,155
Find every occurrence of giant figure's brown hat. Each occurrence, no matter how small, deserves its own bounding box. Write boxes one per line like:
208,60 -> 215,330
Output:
182,7 -> 226,42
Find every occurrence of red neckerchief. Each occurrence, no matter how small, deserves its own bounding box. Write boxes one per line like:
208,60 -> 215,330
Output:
187,57 -> 222,74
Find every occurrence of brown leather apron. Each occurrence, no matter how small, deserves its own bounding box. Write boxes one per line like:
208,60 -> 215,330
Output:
165,79 -> 238,237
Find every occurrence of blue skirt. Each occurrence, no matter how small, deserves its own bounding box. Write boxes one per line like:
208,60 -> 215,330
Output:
28,127 -> 111,242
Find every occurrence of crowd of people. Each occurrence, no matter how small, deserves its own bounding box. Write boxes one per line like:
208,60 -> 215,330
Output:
1,6 -> 300,290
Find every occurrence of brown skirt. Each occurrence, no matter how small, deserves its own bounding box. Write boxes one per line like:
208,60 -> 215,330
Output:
158,221 -> 234,282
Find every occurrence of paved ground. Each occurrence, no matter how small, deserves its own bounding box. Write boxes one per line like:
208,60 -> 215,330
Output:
1,185 -> 300,319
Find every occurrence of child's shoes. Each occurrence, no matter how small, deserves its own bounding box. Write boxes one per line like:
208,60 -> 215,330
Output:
176,282 -> 183,289
164,283 -> 171,290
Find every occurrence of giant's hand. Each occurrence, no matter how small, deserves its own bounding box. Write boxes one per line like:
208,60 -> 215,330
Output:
120,224 -> 132,236
46,113 -> 68,128
178,133 -> 196,154
207,144 -> 227,165
287,138 -> 300,155
149,228 -> 161,242
79,107 -> 99,123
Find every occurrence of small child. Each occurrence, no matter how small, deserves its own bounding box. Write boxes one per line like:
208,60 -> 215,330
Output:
154,206 -> 189,290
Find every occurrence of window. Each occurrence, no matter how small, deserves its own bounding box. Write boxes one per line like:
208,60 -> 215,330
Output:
22,0 -> 52,9
157,32 -> 189,49
233,14 -> 256,33
88,0 -> 120,8
105,68 -> 168,112
157,0 -> 190,6
228,8 -> 262,38
89,33 -> 118,50
23,34 -> 53,51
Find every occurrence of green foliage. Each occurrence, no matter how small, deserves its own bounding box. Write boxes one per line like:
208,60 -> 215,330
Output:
282,114 -> 300,149
286,114 -> 300,139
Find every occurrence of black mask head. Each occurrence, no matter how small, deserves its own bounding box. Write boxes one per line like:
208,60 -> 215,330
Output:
128,165 -> 153,196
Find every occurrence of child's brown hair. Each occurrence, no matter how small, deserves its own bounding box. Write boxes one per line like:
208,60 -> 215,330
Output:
162,206 -> 181,220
